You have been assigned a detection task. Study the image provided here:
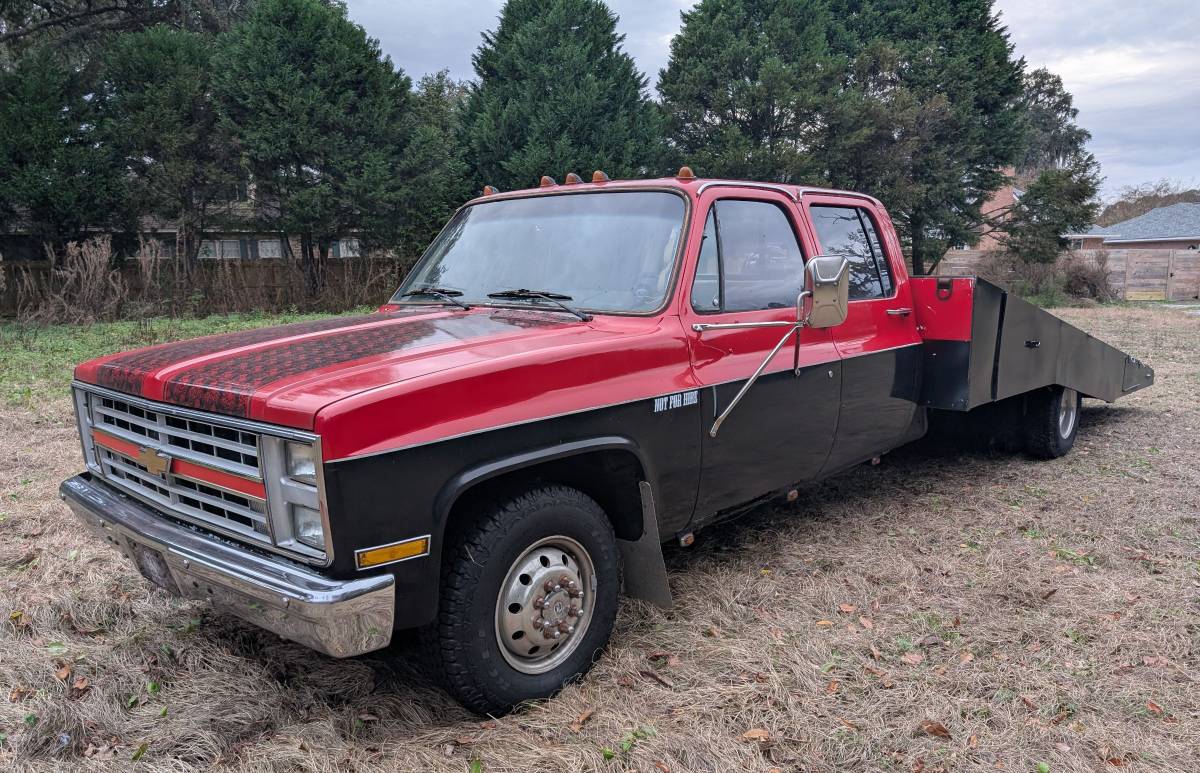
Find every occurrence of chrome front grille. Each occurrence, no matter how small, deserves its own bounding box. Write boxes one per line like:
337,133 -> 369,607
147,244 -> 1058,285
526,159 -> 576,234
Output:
73,383 -> 329,565
96,446 -> 271,543
90,393 -> 261,478
80,388 -> 270,546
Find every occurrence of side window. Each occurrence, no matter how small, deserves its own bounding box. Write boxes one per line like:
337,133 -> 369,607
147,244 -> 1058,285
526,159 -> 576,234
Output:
691,210 -> 721,312
692,200 -> 806,313
810,205 -> 894,300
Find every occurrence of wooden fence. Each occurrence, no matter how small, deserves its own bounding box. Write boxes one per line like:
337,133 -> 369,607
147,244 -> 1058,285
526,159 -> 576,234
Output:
936,249 -> 1200,302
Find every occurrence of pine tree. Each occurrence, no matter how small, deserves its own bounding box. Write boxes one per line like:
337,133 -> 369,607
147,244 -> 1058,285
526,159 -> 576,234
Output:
819,0 -> 1026,275
463,0 -> 664,191
398,71 -> 473,255
661,0 -> 1027,275
658,0 -> 840,182
212,0 -> 413,293
101,25 -> 239,265
1001,68 -> 1100,263
0,47 -> 127,248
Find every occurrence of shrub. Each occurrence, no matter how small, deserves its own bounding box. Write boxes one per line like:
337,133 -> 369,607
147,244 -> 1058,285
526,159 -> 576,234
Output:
10,235 -> 414,323
1061,251 -> 1113,301
16,236 -> 129,323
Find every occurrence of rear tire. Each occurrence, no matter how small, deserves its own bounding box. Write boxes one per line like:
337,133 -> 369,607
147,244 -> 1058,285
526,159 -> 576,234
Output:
428,485 -> 619,715
1024,386 -> 1081,459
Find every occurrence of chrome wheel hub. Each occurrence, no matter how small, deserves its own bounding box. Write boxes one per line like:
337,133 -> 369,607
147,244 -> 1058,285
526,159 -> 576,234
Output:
495,536 -> 595,674
1059,388 -> 1078,438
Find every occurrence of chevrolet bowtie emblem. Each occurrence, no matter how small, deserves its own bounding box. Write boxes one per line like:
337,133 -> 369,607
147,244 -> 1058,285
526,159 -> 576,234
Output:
137,446 -> 172,476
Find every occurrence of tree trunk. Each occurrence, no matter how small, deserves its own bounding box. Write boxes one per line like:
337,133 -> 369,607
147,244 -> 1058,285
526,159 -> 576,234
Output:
300,232 -> 319,297
910,216 -> 927,276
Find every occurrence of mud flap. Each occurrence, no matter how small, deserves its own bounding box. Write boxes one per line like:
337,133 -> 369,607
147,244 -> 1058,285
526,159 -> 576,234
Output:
617,481 -> 673,609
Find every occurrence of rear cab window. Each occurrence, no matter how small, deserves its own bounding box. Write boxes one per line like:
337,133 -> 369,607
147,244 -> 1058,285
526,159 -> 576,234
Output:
809,205 -> 894,300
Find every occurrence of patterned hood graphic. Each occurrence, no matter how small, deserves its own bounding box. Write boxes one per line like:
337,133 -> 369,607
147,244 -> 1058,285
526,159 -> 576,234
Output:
84,309 -> 569,418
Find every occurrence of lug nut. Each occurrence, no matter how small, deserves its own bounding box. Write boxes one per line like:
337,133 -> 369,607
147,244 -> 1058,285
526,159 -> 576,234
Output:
543,579 -> 555,592
559,574 -> 572,585
533,596 -> 545,609
568,606 -> 579,618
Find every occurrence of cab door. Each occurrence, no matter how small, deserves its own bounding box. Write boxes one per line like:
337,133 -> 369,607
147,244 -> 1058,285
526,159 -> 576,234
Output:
681,190 -> 841,522
801,195 -> 923,475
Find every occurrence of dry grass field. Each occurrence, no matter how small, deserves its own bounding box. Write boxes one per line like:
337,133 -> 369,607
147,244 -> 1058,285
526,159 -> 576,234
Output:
0,304 -> 1196,772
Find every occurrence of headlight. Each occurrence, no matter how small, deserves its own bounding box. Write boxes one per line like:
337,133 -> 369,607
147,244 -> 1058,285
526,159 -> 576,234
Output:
286,441 -> 317,485
291,504 -> 325,549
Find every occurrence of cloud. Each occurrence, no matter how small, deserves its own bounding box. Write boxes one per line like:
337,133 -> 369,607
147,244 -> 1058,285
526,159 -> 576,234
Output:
344,0 -> 1200,197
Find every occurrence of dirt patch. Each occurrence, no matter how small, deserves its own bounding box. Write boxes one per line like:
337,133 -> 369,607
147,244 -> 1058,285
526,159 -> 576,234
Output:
1,305 -> 1197,772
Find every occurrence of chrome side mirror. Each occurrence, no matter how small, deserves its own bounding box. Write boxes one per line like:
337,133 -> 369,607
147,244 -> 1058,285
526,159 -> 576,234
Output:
799,255 -> 850,329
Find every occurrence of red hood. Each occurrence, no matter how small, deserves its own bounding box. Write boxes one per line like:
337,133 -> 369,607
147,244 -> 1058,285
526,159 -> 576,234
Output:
75,307 -> 630,429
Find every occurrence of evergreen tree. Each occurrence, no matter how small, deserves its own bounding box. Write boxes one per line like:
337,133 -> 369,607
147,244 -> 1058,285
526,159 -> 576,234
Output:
658,0 -> 839,182
819,0 -> 1026,274
464,0 -> 664,191
1015,68 -> 1093,182
399,71 -> 473,254
0,48 -> 127,249
1003,158 -> 1100,263
101,25 -> 239,265
661,0 -> 1026,275
212,0 -> 413,293
1001,68 -> 1100,263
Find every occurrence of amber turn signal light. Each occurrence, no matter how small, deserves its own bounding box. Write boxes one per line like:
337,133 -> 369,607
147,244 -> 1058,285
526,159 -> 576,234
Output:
355,536 -> 430,569
539,175 -> 557,187
564,172 -> 582,184
676,165 -> 696,180
482,184 -> 498,195
592,170 -> 610,182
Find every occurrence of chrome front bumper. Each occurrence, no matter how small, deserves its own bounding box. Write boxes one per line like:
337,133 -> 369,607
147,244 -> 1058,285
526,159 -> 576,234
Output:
59,474 -> 395,658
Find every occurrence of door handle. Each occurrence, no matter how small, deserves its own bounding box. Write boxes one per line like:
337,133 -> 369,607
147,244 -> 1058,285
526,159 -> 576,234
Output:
887,308 -> 912,317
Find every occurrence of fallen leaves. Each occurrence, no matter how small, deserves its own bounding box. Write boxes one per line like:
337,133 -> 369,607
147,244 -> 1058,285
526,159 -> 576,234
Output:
9,685 -> 34,702
901,652 -> 925,666
569,707 -> 594,733
858,616 -> 874,630
71,676 -> 90,699
638,670 -> 674,689
740,728 -> 771,745
1142,655 -> 1170,667
646,650 -> 681,667
916,720 -> 951,739
838,603 -> 856,614
824,680 -> 839,695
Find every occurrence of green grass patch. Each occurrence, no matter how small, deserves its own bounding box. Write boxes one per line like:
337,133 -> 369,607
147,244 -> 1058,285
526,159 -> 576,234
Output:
0,311 -> 352,406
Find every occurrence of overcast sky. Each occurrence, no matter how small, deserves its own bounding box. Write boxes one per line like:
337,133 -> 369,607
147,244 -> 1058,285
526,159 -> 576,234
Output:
344,0 -> 1200,199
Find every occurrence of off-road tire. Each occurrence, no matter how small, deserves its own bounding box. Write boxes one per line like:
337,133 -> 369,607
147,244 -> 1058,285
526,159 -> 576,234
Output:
1024,385 -> 1081,459
428,485 -> 619,715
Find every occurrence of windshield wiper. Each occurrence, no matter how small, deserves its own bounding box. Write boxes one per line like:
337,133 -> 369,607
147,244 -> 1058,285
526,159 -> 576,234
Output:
486,289 -> 592,321
399,286 -> 472,311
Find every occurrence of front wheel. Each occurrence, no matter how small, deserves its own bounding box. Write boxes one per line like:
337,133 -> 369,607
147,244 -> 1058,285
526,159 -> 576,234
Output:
428,485 -> 619,715
1024,385 -> 1081,459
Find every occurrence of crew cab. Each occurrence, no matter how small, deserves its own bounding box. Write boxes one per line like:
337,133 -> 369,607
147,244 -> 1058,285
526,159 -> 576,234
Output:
60,170 -> 1154,714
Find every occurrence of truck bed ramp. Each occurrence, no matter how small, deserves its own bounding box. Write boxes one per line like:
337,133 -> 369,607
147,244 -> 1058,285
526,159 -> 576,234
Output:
911,277 -> 1154,411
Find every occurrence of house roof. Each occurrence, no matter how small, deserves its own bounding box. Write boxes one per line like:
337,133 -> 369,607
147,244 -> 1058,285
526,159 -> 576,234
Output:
1078,202 -> 1200,242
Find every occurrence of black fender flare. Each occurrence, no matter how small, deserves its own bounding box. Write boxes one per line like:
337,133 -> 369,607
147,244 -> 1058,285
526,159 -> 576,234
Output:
431,435 -> 672,608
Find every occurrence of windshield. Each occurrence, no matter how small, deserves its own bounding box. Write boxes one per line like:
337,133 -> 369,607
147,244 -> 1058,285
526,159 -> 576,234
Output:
393,191 -> 686,314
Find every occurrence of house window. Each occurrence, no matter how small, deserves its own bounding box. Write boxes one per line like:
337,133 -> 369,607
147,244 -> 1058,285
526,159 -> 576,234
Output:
219,239 -> 242,259
1068,239 -> 1083,251
258,239 -> 282,258
952,242 -> 969,251
339,238 -> 361,258
198,240 -> 217,259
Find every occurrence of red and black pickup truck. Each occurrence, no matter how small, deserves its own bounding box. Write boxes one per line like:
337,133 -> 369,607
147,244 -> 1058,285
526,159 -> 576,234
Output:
61,170 -> 1154,714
